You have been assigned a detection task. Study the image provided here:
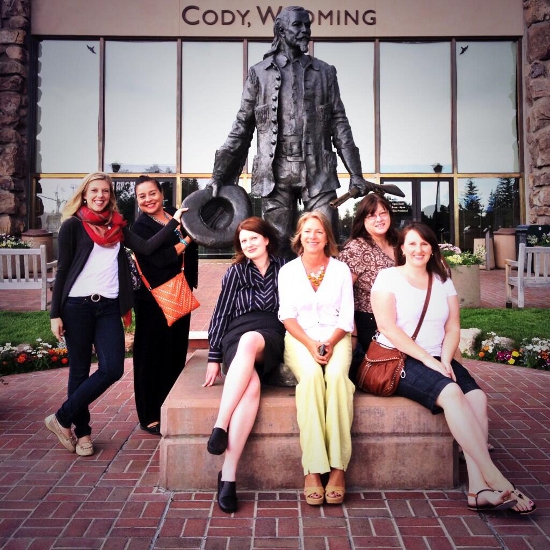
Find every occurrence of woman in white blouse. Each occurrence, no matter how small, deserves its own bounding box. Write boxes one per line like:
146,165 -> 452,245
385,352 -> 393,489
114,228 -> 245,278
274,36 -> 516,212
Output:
371,222 -> 536,515
278,211 -> 355,506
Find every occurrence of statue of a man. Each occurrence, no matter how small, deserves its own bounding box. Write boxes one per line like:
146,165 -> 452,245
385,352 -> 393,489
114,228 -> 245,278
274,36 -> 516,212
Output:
208,5 -> 372,257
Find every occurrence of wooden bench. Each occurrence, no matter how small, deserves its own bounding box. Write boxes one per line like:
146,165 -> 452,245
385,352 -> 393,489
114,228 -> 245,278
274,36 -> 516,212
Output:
0,245 -> 57,311
159,350 -> 458,491
505,243 -> 550,308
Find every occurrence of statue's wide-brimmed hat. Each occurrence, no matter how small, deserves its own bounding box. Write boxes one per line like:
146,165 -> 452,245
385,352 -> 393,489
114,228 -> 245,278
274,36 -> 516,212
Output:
181,185 -> 253,249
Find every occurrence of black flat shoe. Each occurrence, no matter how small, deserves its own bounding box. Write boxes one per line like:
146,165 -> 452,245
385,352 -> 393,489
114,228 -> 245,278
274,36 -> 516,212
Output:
140,423 -> 161,436
217,471 -> 238,513
207,427 -> 228,455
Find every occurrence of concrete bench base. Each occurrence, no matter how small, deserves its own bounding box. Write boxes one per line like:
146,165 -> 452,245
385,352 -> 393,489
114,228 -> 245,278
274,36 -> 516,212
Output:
160,350 -> 458,491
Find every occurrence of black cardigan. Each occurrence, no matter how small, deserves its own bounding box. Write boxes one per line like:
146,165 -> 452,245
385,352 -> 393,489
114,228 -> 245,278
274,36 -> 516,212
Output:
131,209 -> 199,303
50,215 -> 180,318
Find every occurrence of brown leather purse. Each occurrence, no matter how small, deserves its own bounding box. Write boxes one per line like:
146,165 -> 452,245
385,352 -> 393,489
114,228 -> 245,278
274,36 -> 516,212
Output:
356,274 -> 432,396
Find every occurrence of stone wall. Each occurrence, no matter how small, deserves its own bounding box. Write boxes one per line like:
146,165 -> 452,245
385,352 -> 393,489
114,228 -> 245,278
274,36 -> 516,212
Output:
0,0 -> 29,235
524,0 -> 550,224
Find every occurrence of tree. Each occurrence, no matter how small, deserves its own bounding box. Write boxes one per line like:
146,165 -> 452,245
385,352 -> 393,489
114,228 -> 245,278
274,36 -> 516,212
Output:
182,178 -> 199,200
461,178 -> 483,213
486,178 -> 519,229
459,179 -> 484,247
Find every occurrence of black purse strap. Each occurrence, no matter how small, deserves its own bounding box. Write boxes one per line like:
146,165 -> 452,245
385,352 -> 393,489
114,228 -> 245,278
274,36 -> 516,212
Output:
411,273 -> 432,341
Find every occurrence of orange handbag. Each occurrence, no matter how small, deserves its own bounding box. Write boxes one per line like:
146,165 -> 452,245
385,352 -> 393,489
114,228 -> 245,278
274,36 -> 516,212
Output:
134,255 -> 200,326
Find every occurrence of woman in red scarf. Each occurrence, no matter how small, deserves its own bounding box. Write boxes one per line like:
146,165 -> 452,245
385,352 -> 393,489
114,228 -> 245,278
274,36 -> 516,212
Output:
45,172 -> 185,457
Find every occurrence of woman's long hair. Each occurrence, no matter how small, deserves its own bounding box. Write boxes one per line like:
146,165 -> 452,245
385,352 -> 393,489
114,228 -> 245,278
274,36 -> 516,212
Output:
290,211 -> 339,258
347,193 -> 399,247
396,222 -> 449,282
62,172 -> 118,221
233,217 -> 280,264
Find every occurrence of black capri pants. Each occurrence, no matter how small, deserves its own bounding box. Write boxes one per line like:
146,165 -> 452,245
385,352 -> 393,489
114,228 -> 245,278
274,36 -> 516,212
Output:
394,356 -> 481,414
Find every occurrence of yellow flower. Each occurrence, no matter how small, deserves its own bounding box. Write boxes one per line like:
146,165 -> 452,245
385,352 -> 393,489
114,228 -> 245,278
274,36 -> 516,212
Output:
508,359 -> 515,364
511,351 -> 519,357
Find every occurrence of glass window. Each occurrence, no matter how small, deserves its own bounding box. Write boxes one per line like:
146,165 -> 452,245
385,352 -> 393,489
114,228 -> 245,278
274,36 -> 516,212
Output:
457,42 -> 518,173
248,42 -> 270,66
113,179 -> 137,224
36,178 -> 81,235
314,42 -> 375,173
333,178 -> 354,243
380,42 -> 452,173
36,41 -> 99,173
457,177 -> 520,250
182,42 -> 244,173
104,41 -> 177,173
420,179 -> 451,243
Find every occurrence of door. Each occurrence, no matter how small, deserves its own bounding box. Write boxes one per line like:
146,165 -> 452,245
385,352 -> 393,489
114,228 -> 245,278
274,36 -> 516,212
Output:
381,178 -> 454,244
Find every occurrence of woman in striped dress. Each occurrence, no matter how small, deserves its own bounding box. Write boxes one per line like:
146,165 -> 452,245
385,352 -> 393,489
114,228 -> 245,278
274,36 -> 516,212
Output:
203,217 -> 285,513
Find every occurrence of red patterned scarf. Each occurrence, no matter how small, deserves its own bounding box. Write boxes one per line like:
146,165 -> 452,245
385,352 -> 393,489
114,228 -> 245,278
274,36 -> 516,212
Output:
77,206 -> 126,246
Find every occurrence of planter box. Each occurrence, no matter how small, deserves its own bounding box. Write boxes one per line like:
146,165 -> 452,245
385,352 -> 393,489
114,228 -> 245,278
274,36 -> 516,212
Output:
450,264 -> 481,308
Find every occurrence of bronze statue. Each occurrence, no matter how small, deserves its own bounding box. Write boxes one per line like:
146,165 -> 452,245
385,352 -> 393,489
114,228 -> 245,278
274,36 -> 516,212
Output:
208,5 -> 401,257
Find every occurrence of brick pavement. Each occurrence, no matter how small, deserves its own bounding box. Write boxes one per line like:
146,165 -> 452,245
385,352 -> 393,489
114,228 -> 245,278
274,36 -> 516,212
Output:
0,357 -> 548,549
0,261 -> 549,549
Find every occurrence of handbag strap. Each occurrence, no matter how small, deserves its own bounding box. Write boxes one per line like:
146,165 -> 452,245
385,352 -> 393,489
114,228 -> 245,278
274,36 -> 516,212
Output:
132,254 -> 153,291
411,273 -> 432,341
133,253 -> 184,292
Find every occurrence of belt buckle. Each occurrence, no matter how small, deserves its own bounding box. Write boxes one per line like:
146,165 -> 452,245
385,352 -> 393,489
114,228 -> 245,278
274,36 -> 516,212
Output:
90,293 -> 101,302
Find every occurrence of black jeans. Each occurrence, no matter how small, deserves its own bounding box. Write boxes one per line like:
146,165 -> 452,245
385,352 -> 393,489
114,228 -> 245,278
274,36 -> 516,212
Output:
56,296 -> 125,438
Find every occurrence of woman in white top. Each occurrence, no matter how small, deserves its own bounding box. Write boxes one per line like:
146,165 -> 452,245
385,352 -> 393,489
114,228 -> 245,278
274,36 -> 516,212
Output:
371,222 -> 536,515
278,211 -> 355,506
46,172 -> 185,458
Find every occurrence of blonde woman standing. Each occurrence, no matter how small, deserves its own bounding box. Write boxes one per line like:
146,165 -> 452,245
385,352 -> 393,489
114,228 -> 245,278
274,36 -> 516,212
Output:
46,172 -> 184,457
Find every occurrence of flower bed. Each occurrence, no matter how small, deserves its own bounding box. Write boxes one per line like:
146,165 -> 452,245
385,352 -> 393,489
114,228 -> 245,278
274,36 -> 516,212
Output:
0,339 -> 68,376
478,331 -> 550,370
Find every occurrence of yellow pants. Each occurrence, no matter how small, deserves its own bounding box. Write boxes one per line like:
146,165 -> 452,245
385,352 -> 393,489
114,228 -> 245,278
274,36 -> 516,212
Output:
284,332 -> 354,475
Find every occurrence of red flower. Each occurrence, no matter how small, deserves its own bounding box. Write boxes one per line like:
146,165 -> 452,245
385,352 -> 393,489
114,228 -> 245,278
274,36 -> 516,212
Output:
51,356 -> 58,362
17,354 -> 27,363
61,358 -> 68,364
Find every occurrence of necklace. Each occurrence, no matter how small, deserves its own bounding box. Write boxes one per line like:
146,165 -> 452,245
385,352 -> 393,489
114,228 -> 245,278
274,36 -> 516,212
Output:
148,211 -> 185,242
302,257 -> 327,287
148,211 -> 170,225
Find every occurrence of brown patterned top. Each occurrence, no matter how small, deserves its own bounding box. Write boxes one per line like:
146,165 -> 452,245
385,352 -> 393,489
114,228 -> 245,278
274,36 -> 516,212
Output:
338,238 -> 395,313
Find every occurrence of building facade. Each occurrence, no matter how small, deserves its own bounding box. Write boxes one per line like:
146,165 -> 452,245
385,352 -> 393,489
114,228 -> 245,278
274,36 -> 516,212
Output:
1,0 -> 549,252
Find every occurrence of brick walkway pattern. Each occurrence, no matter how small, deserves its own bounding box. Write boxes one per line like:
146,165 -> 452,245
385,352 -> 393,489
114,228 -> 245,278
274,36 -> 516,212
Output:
0,262 -> 549,549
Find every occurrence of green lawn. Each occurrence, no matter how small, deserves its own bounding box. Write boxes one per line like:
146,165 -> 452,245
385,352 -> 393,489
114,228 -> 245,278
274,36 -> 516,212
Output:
0,311 -> 135,347
460,308 -> 550,343
0,309 -> 548,349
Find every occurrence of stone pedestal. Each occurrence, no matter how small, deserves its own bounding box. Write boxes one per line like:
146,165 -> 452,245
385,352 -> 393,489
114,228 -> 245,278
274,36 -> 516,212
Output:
159,351 -> 458,491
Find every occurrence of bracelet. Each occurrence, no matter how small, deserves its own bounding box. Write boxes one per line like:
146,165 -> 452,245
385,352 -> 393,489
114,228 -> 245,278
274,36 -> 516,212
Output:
180,238 -> 188,247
